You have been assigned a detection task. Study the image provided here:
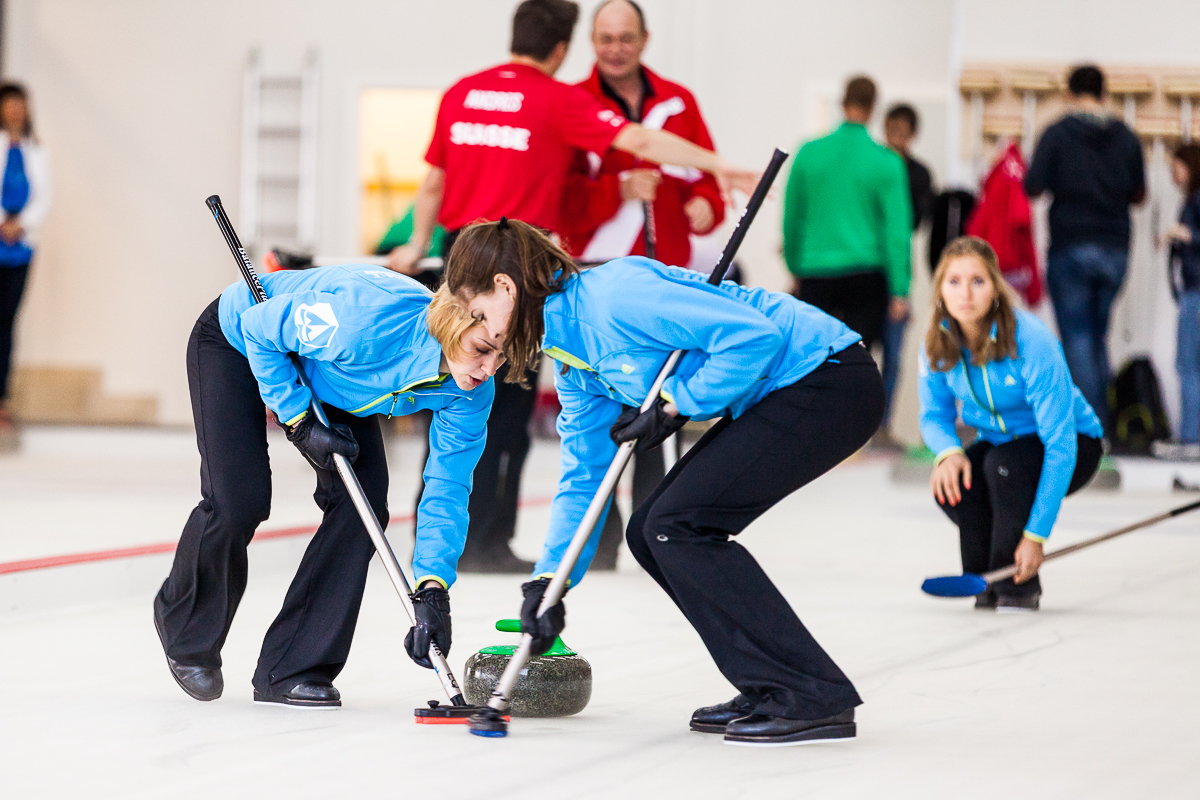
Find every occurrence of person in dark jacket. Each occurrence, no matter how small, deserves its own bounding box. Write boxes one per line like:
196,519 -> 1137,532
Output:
874,103 -> 934,448
1160,143 -> 1200,455
1025,65 -> 1146,437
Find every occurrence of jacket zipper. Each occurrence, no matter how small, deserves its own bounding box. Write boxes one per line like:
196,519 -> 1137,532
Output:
544,345 -> 636,405
350,373 -> 445,416
980,363 -> 1007,433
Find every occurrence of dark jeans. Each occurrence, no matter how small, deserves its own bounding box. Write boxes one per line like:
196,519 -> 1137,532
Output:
880,314 -> 907,425
938,434 -> 1103,596
1177,290 -> 1200,443
154,299 -> 389,693
1047,243 -> 1128,436
626,344 -> 884,719
796,270 -> 889,351
459,361 -> 538,558
0,263 -> 30,401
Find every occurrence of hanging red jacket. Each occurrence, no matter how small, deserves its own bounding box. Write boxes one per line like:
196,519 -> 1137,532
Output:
966,142 -> 1044,305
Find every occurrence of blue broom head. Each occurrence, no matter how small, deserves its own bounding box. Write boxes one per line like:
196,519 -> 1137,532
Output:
922,573 -> 989,598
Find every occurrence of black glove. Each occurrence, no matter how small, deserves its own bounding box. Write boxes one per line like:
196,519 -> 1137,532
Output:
404,585 -> 452,669
520,578 -> 565,656
285,413 -> 359,470
609,398 -> 689,453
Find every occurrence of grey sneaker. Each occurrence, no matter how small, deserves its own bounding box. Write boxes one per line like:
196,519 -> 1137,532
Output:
1152,441 -> 1200,461
974,589 -> 997,610
996,592 -> 1040,613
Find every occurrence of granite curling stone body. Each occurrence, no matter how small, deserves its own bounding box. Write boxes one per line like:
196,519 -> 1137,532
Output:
463,619 -> 592,717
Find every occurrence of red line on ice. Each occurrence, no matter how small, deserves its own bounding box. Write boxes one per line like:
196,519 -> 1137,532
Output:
0,495 -> 554,575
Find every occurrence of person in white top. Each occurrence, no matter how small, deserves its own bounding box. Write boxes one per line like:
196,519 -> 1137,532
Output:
0,82 -> 50,440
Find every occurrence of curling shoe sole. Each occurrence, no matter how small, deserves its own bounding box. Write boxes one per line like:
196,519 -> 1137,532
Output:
723,710 -> 856,747
253,680 -> 341,708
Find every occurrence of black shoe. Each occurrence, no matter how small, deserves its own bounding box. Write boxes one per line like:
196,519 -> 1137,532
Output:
723,709 -> 856,747
254,680 -> 342,708
974,589 -> 997,610
457,546 -> 536,574
690,694 -> 758,733
996,592 -> 1040,613
153,608 -> 223,701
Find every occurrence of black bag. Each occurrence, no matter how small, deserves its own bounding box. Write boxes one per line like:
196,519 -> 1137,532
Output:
1109,357 -> 1171,453
928,189 -> 977,275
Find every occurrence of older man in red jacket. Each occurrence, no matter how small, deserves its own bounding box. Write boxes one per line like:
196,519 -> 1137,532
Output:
560,0 -> 726,567
561,0 -> 724,269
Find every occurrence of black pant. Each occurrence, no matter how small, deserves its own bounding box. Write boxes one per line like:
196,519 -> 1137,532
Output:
154,299 -> 389,693
626,344 -> 884,719
459,361 -> 539,558
938,434 -> 1103,596
595,448 -> 667,568
0,263 -> 30,401
796,271 -> 889,351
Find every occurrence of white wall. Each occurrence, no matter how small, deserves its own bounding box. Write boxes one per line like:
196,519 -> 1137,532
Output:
960,0 -> 1200,434
3,0 -> 1196,431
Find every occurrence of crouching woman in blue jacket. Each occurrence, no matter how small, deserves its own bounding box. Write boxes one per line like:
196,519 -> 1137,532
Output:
154,265 -> 500,707
445,219 -> 884,747
920,237 -> 1104,613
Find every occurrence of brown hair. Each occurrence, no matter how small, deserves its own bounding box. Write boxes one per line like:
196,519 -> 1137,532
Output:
426,285 -> 484,363
925,236 -> 1019,371
843,75 -> 876,111
511,0 -> 580,61
1174,143 -> 1200,197
443,219 -> 578,383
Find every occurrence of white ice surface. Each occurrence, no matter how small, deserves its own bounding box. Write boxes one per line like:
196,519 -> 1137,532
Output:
1,429 -> 1198,798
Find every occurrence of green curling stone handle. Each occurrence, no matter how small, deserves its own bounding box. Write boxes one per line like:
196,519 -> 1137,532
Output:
485,619 -> 575,657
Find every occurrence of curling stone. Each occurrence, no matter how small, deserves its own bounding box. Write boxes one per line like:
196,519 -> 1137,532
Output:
463,619 -> 591,718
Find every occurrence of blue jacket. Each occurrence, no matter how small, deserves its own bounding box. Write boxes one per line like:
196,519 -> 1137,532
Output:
218,264 -> 494,587
918,310 -> 1103,540
538,257 -> 861,584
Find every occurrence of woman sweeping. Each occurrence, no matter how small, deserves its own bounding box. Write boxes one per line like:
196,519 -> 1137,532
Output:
920,236 -> 1104,612
445,217 -> 884,747
154,266 -> 500,707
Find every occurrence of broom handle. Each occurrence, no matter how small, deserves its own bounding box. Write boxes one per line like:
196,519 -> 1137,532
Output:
982,497 -> 1200,585
205,194 -> 469,707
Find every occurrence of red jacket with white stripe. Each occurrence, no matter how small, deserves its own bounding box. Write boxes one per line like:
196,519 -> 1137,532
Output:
560,65 -> 724,268
966,142 -> 1044,305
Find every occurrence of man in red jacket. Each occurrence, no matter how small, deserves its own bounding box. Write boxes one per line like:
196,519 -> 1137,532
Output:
388,0 -> 756,574
560,0 -> 725,268
559,0 -> 727,567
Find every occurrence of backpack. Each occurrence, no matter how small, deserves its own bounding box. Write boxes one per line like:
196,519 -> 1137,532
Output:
928,189 -> 976,275
1109,357 -> 1171,453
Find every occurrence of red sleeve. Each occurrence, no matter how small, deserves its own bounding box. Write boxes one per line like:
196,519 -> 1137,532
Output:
678,92 -> 725,231
424,89 -> 454,168
555,82 -> 628,154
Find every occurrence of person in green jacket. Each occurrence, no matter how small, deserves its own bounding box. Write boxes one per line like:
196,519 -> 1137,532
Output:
379,202 -> 447,291
782,75 -> 913,352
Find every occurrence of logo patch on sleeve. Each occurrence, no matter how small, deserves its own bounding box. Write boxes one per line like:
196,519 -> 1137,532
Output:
295,303 -> 339,349
1004,375 -> 1017,386
621,364 -> 635,374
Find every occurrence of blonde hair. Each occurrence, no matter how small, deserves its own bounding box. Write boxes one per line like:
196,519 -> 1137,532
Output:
426,285 -> 483,362
925,236 -> 1019,371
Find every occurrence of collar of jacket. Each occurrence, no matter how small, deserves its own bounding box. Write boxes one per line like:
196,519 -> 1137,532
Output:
409,314 -> 452,387
585,63 -> 658,121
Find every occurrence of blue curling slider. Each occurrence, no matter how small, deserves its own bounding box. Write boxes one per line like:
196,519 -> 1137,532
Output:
921,573 -> 989,598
